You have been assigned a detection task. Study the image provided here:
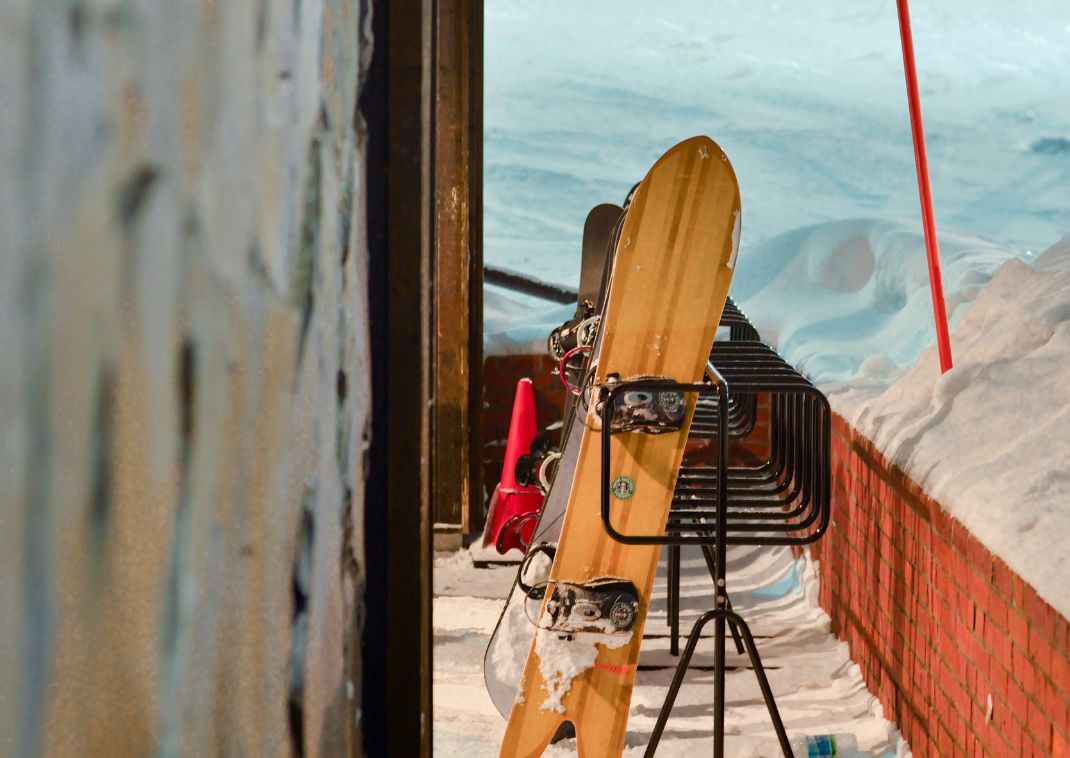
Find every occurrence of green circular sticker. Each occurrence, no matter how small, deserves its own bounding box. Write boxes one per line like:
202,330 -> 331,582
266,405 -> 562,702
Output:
610,600 -> 636,630
611,476 -> 635,500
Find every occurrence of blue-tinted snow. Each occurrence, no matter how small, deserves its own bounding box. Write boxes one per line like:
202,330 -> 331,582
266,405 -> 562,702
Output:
485,0 -> 1070,288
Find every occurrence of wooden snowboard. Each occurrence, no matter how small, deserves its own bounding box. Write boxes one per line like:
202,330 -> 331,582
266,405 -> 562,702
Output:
498,136 -> 741,758
579,204 -> 627,309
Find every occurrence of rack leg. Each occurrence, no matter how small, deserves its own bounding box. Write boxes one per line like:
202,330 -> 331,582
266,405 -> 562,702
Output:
714,614 -> 726,758
666,546 -> 674,628
700,543 -> 745,655
669,545 -> 680,655
726,602 -> 745,657
729,610 -> 793,757
642,609 -> 793,758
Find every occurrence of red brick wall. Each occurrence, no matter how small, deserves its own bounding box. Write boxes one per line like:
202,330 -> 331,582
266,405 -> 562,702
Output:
813,414 -> 1070,757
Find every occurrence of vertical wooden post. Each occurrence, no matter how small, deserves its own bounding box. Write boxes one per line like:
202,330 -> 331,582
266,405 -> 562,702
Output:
468,0 -> 485,537
433,0 -> 484,542
364,0 -> 481,751
363,0 -> 435,755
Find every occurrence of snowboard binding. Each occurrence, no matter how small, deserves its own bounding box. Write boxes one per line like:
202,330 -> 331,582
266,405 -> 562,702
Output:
514,427 -> 562,493
593,376 -> 688,434
549,302 -> 600,396
542,577 -> 640,637
547,300 -> 599,362
495,511 -> 538,554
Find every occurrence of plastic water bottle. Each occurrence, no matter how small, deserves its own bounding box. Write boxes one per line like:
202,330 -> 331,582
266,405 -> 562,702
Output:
788,733 -> 859,757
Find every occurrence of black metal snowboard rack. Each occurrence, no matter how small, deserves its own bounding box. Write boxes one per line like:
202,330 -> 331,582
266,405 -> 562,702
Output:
597,303 -> 830,758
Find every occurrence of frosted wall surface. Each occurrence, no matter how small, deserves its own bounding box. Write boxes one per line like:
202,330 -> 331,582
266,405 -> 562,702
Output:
0,1 -> 372,755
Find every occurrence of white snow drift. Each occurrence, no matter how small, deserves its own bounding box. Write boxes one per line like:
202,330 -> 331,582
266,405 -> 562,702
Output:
835,235 -> 1070,621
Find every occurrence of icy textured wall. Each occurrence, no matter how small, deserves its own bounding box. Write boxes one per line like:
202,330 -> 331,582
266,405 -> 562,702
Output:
0,1 -> 371,756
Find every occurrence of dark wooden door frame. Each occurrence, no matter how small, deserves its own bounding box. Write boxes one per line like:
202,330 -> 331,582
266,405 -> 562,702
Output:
363,0 -> 483,754
467,1 -> 484,538
433,0 -> 484,541
362,0 -> 435,755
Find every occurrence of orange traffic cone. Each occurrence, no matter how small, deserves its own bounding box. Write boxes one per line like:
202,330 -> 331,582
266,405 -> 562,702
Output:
481,379 -> 545,554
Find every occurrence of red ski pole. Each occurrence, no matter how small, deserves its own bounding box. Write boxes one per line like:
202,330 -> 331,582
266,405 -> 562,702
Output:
896,0 -> 953,373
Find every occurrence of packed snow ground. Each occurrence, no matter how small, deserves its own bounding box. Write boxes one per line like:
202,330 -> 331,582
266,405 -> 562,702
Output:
434,547 -> 911,757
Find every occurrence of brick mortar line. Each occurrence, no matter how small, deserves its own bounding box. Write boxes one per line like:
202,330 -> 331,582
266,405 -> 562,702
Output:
834,480 -> 1033,751
847,437 -> 931,525
834,591 -> 931,739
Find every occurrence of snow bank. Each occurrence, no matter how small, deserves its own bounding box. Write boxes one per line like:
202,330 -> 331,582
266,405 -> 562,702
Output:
834,234 -> 1070,620
733,221 -> 1070,618
719,221 -> 1070,620
733,218 -> 1020,383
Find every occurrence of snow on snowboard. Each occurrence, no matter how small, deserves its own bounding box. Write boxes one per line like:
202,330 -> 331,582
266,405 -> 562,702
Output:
484,201 -> 625,719
494,136 -> 741,757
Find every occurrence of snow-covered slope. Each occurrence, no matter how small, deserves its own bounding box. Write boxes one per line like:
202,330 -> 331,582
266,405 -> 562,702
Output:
485,0 -> 1070,289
